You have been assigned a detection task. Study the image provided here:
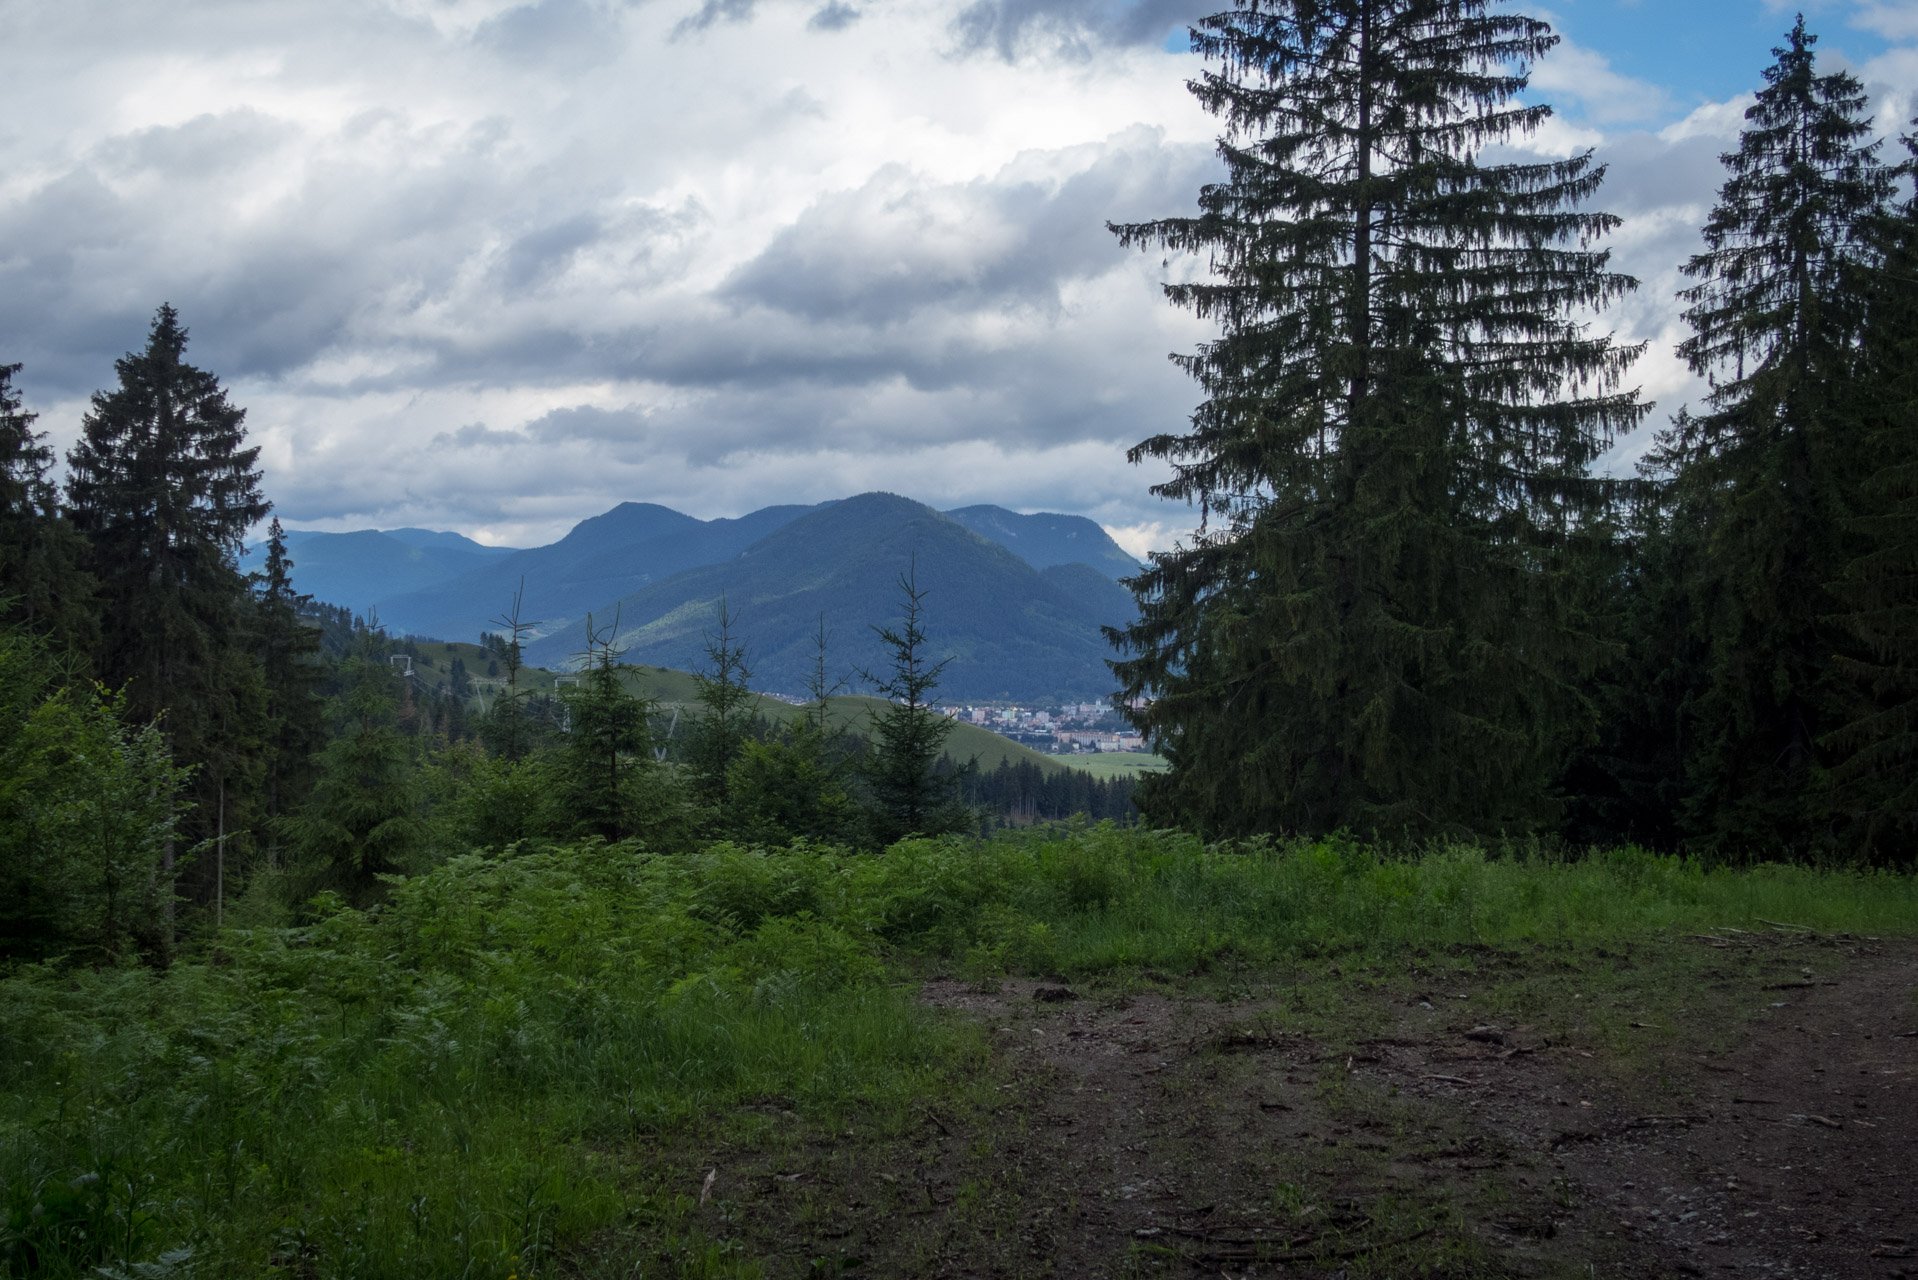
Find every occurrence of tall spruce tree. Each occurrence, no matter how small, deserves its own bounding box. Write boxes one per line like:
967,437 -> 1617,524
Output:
0,363 -> 96,661
1110,0 -> 1647,838
1648,19 -> 1893,856
254,518 -> 326,839
1827,124 -> 1918,856
64,306 -> 273,871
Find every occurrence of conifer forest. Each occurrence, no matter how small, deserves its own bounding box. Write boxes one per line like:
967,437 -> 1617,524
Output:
3,5 -> 1917,1277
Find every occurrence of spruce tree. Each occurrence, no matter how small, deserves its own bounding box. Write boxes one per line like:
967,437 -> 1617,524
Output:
254,518 -> 326,837
686,597 -> 755,810
64,306 -> 273,867
556,614 -> 660,841
861,567 -> 967,845
1827,125 -> 1918,856
0,363 -> 96,661
287,647 -> 421,902
1649,19 -> 1893,856
1110,0 -> 1647,838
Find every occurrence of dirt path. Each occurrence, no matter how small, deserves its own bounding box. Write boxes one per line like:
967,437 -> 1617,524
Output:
656,938 -> 1917,1278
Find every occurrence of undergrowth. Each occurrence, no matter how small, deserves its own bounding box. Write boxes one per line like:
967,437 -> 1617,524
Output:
4,829 -> 1914,1277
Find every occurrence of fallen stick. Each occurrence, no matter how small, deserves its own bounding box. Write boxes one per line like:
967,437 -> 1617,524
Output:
1192,1226 -> 1436,1265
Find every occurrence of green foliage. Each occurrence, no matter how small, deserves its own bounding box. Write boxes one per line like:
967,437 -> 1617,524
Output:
5,820 -> 1916,1276
283,650 -> 423,901
1640,20 -> 1895,857
724,722 -> 859,846
420,740 -> 559,854
0,625 -> 189,963
554,615 -> 670,842
1111,0 -> 1647,840
0,840 -> 976,1279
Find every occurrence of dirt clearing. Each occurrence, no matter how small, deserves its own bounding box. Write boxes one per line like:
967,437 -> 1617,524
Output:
614,932 -> 1917,1278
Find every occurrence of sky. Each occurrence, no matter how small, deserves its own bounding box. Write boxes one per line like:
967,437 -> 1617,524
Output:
3,0 -> 1915,554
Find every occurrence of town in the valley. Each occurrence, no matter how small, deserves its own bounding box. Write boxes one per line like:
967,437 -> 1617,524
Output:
943,701 -> 1148,755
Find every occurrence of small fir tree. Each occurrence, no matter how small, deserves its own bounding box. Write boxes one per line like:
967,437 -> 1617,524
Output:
556,613 -> 660,841
1109,0 -> 1648,839
860,566 -> 967,845
481,580 -> 541,761
727,614 -> 857,844
686,597 -> 755,810
286,647 -> 422,902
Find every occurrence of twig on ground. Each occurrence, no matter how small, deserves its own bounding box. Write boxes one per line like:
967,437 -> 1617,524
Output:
1191,1226 -> 1436,1264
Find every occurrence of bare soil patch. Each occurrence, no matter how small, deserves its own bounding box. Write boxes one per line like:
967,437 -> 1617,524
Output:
611,936 -> 1917,1277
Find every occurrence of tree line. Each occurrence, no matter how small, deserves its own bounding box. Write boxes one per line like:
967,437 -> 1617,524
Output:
2,318 -> 1116,963
1113,6 -> 1916,863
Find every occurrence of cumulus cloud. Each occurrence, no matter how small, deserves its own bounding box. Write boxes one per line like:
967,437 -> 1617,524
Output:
2,0 -> 1913,553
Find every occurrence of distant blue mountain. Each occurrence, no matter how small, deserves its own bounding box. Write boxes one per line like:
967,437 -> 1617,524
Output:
249,501 -> 1141,685
239,530 -> 513,613
381,528 -> 518,558
944,506 -> 1140,579
523,493 -> 1134,700
371,502 -> 829,642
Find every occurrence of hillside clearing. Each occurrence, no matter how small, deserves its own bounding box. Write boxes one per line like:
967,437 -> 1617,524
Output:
7,835 -> 1914,1278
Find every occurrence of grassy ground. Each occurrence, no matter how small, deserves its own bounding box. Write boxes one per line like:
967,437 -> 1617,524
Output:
5,830 -> 1915,1278
1059,753 -> 1168,780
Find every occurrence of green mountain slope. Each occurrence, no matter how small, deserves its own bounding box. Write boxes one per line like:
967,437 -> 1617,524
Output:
522,493 -> 1132,701
944,505 -> 1140,579
373,503 -> 824,642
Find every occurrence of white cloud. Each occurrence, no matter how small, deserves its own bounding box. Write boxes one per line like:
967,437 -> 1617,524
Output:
4,0 -> 1913,558
1853,1 -> 1918,40
1529,36 -> 1672,125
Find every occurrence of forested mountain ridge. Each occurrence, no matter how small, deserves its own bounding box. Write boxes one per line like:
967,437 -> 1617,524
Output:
522,492 -> 1135,701
246,497 -> 1140,655
369,501 -> 824,642
237,529 -> 512,610
944,506 -> 1140,578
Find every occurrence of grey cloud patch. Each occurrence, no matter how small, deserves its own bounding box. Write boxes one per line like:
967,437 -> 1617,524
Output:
721,130 -> 1215,328
500,214 -> 605,292
92,109 -> 294,179
525,404 -> 651,443
431,423 -> 530,449
476,0 -> 623,71
808,1 -> 860,31
951,0 -> 1208,59
672,0 -> 754,38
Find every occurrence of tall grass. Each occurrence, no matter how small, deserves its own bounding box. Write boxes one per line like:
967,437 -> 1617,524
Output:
5,829 -> 1914,1277
1,842 -> 974,1280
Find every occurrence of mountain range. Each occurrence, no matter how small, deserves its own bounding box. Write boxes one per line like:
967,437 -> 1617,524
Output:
247,495 -> 1142,701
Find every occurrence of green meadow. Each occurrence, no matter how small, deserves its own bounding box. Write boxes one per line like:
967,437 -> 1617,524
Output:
7,829 -> 1914,1278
